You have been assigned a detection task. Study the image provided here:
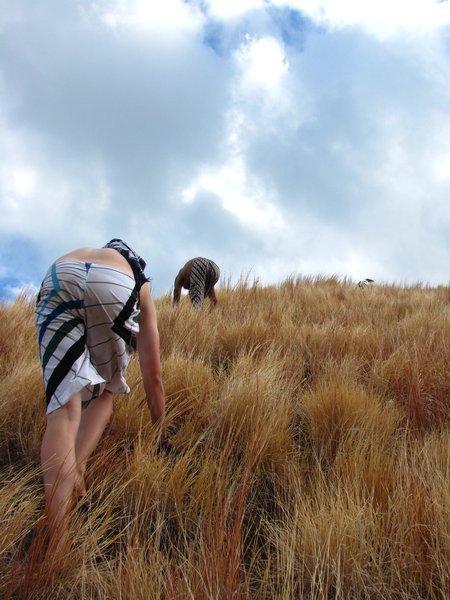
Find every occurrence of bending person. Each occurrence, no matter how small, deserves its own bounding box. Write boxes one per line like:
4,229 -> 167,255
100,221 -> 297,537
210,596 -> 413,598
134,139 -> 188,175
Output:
173,257 -> 220,308
35,238 -> 169,558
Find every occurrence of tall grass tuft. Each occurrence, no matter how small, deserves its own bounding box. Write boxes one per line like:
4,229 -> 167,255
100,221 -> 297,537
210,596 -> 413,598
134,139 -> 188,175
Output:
0,278 -> 448,598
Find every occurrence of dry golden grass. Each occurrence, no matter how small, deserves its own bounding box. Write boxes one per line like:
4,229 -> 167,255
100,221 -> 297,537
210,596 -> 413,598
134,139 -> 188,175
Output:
0,279 -> 448,599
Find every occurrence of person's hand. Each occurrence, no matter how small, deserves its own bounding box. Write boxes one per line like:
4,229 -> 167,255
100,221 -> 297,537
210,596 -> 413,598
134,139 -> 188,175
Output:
157,437 -> 173,455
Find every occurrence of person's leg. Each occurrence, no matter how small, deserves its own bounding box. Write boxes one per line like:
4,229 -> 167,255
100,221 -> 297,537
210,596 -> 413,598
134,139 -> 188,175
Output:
40,392 -> 82,556
74,389 -> 113,495
207,285 -> 218,305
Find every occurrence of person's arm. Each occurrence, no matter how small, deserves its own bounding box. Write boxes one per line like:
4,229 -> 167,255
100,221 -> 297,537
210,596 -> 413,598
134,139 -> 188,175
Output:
173,261 -> 194,305
173,273 -> 182,305
208,285 -> 218,305
136,283 -> 168,442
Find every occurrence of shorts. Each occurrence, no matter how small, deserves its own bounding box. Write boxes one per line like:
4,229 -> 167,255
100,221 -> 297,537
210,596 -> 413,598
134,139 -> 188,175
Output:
35,260 -> 140,414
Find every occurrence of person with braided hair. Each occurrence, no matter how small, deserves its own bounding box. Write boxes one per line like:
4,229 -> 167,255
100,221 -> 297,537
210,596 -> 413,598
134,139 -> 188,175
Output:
173,257 -> 220,308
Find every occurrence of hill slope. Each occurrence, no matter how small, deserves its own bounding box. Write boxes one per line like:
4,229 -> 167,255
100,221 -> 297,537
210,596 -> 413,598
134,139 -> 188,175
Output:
0,277 -> 448,599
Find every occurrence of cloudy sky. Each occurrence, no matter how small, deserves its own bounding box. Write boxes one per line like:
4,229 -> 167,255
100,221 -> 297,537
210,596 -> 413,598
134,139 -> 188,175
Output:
1,0 -> 449,299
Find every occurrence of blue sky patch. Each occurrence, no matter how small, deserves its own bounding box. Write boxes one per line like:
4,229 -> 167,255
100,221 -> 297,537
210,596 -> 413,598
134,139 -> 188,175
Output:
0,236 -> 42,300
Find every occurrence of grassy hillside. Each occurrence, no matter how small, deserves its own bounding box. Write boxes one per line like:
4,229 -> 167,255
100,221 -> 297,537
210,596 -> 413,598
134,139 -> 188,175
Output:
0,277 -> 448,599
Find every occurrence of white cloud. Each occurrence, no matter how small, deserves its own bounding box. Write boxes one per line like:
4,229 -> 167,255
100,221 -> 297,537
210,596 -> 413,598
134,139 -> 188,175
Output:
204,0 -> 265,20
272,0 -> 450,39
432,152 -> 450,183
93,0 -> 204,36
10,167 -> 37,196
0,120 -> 111,249
0,0 -> 449,296
181,153 -> 285,230
234,35 -> 289,91
231,34 -> 301,135
179,34 -> 290,236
